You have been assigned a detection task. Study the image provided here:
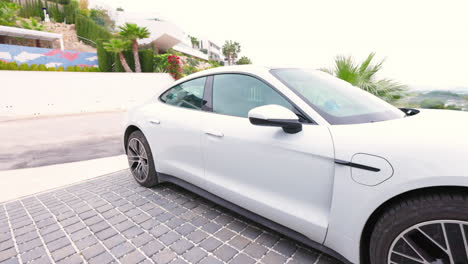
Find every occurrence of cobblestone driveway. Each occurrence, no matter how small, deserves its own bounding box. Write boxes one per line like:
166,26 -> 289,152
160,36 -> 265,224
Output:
0,171 -> 342,264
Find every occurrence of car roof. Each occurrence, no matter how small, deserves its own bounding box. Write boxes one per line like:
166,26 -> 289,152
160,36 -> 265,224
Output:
172,65 -> 274,85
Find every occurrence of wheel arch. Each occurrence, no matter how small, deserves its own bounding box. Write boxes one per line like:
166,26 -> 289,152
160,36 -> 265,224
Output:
359,185 -> 468,264
124,125 -> 143,153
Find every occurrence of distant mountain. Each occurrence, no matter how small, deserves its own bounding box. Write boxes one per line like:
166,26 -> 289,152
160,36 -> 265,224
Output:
396,89 -> 468,110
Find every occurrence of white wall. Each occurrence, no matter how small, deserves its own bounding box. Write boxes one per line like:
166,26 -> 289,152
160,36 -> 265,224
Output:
1,71 -> 174,119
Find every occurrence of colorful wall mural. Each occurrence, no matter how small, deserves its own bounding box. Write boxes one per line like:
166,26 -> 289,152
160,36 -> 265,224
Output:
0,44 -> 98,68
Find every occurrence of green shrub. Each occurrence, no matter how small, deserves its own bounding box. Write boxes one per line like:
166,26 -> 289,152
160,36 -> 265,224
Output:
154,53 -> 170,72
73,65 -> 82,71
6,62 -> 18,70
57,66 -> 65,71
139,49 -> 154,72
75,14 -> 112,46
37,64 -> 47,71
19,63 -> 30,71
0,61 -> 6,70
47,67 -> 57,71
30,64 -> 38,71
66,66 -> 74,71
97,39 -> 113,72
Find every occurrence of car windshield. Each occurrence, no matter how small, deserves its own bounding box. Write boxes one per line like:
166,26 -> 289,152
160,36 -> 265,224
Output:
270,68 -> 406,125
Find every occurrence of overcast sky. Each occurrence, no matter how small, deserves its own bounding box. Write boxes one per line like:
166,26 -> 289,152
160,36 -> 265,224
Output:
90,0 -> 468,89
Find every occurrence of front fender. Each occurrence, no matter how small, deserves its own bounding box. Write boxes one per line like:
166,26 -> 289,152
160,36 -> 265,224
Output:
324,165 -> 468,263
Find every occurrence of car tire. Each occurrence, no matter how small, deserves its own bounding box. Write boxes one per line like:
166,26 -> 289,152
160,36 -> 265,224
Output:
126,130 -> 159,187
369,191 -> 468,264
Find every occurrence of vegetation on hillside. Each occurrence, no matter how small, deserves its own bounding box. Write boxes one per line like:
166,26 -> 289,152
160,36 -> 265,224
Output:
236,56 -> 252,65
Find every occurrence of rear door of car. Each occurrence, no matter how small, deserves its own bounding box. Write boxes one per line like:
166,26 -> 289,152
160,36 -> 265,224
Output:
145,76 -> 208,182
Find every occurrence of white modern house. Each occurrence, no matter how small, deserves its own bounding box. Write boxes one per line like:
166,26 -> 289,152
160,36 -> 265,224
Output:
114,12 -> 223,62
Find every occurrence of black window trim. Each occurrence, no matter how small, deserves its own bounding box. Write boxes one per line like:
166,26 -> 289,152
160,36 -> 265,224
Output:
158,76 -> 209,111
202,72 -> 316,124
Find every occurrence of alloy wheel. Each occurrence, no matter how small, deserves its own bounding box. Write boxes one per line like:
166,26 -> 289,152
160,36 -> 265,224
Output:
127,138 -> 149,182
388,220 -> 468,264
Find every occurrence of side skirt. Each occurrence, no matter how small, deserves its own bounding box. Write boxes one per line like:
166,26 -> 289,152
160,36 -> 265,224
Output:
158,173 -> 352,264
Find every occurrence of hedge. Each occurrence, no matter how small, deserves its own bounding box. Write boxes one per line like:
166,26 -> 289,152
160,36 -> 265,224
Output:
96,39 -> 113,72
110,49 -> 154,72
75,14 -> 112,46
0,61 -> 99,72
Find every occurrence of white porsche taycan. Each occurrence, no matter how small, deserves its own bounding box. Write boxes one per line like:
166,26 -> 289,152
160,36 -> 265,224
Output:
123,65 -> 468,264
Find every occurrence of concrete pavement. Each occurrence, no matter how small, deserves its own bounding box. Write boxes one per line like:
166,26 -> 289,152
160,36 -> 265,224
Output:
0,111 -> 126,171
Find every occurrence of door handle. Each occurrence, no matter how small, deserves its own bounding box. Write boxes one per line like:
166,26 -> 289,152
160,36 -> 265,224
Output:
149,119 -> 160,125
204,129 -> 224,137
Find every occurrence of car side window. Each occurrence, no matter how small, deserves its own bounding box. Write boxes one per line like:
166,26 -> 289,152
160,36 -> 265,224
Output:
212,74 -> 295,118
160,77 -> 206,110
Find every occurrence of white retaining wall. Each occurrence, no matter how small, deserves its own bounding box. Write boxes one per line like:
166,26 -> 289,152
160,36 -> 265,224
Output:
1,71 -> 174,119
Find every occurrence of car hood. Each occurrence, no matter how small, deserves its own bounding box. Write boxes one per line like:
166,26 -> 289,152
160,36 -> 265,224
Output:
329,109 -> 468,177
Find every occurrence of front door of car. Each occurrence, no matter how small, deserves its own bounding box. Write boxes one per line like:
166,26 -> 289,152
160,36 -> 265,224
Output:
200,74 -> 335,243
144,76 -> 207,182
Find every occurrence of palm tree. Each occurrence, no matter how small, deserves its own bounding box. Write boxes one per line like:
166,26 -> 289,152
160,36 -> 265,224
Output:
222,41 -> 241,66
320,53 -> 407,102
119,23 -> 150,73
104,39 -> 133,73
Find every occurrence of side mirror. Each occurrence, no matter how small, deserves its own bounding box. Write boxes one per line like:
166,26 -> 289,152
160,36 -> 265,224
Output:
248,105 -> 302,134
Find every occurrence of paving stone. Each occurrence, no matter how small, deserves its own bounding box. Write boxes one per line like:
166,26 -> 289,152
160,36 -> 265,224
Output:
152,248 -> 177,264
111,242 -> 135,258
47,236 -> 71,252
130,232 -> 153,247
261,251 -> 288,264
230,253 -> 256,264
273,239 -> 297,257
122,226 -> 144,239
202,222 -> 222,234
103,234 -> 127,249
243,242 -> 268,259
82,243 -> 106,260
88,251 -> 114,264
241,226 -> 263,240
51,245 -> 76,262
199,237 -> 222,252
74,235 -> 98,250
228,235 -> 251,250
256,233 -> 280,247
213,245 -> 238,262
95,228 -> 118,240
199,255 -> 223,264
186,230 -> 208,244
141,240 -> 164,256
214,228 -> 236,242
56,254 -> 84,264
289,248 -> 320,263
0,257 -> 19,264
0,172 -> 341,264
182,247 -> 207,263
160,231 -> 180,246
170,238 -> 194,254
175,223 -> 196,236
119,250 -> 146,264
20,246 -> 46,262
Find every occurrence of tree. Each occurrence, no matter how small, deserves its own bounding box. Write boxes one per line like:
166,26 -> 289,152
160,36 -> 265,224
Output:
189,36 -> 199,49
104,39 -> 133,73
119,23 -> 150,73
222,40 -> 241,66
79,0 -> 88,10
320,53 -> 407,102
0,0 -> 21,26
236,56 -> 252,65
